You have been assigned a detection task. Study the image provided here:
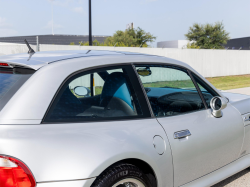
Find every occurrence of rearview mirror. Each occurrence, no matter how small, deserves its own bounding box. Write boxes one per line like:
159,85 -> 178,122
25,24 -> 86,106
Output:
137,68 -> 152,77
74,86 -> 90,97
210,96 -> 227,118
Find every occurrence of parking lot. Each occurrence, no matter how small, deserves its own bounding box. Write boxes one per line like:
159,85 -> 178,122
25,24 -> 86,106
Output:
213,169 -> 250,187
225,87 -> 250,95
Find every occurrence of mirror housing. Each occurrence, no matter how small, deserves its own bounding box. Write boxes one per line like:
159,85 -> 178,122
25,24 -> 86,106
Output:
210,96 -> 227,118
74,86 -> 90,97
137,68 -> 152,77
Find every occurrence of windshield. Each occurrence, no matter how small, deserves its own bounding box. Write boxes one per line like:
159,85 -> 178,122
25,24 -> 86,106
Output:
0,68 -> 34,111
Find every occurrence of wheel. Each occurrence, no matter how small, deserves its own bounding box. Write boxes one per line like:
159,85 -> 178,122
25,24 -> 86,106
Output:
91,163 -> 155,187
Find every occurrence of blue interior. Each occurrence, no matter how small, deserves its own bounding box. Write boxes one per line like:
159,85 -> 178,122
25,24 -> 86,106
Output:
101,72 -> 133,109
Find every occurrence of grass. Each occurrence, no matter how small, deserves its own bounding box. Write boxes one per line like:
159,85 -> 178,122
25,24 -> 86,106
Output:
70,75 -> 250,98
206,75 -> 250,90
95,86 -> 103,95
143,80 -> 196,89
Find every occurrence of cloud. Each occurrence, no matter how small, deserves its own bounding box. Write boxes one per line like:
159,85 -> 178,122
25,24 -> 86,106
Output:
0,17 -> 12,28
0,17 -> 18,37
72,7 -> 85,14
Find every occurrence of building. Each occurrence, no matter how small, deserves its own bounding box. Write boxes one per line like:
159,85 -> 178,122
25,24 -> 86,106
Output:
157,40 -> 189,49
0,34 -> 109,46
224,37 -> 250,50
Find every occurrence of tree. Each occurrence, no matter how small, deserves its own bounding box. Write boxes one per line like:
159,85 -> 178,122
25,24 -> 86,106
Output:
186,42 -> 200,49
135,27 -> 156,46
105,27 -> 156,47
185,22 -> 230,49
79,27 -> 156,47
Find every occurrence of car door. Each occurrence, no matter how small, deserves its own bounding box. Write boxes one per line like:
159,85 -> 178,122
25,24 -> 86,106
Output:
134,64 -> 244,187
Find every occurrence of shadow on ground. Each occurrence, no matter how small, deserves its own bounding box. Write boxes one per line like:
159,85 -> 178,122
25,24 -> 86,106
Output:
212,169 -> 250,187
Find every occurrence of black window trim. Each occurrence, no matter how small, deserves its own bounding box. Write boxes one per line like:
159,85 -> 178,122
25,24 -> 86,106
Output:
188,70 -> 208,109
132,62 -> 221,117
131,64 -> 155,117
42,63 -> 151,124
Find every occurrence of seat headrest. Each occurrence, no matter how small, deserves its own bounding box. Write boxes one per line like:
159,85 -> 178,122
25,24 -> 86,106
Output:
101,72 -> 133,109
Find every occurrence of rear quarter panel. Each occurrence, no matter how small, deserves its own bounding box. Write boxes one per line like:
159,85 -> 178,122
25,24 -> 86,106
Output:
0,119 -> 173,187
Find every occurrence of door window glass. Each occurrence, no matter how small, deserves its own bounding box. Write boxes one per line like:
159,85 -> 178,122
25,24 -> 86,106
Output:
192,73 -> 219,108
135,65 -> 205,117
44,66 -> 143,122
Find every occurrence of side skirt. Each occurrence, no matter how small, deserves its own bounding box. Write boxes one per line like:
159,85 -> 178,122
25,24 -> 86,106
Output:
181,154 -> 250,187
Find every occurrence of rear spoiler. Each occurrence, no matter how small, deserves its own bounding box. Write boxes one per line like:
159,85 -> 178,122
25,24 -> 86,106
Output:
0,62 -> 33,69
0,61 -> 45,70
0,39 -> 42,70
0,66 -> 35,74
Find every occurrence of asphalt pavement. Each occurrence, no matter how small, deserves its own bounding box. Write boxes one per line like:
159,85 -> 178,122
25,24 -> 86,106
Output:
212,169 -> 250,187
225,87 -> 250,95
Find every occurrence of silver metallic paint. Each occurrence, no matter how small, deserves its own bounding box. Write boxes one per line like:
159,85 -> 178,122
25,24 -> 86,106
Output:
0,119 -> 173,187
181,154 -> 250,187
210,97 -> 227,118
0,51 -> 250,187
157,106 -> 244,187
36,177 -> 96,187
222,92 -> 250,115
0,50 -> 124,70
153,135 -> 166,155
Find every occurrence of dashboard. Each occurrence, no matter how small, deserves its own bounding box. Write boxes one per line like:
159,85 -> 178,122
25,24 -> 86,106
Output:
146,87 -> 213,117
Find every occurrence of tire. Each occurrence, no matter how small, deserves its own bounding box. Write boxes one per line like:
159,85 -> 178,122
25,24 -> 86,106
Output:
91,163 -> 155,187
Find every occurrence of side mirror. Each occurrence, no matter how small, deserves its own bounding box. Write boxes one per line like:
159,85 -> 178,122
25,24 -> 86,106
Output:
225,97 -> 230,103
137,68 -> 152,77
74,86 -> 90,97
210,96 -> 227,118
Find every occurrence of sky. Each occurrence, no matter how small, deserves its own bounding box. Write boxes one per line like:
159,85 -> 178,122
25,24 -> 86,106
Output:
0,0 -> 249,47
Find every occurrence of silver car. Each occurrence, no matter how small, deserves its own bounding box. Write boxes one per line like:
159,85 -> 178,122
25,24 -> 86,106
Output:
0,50 -> 249,187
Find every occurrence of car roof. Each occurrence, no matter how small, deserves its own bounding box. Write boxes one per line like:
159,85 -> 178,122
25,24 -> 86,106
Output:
0,50 -> 154,70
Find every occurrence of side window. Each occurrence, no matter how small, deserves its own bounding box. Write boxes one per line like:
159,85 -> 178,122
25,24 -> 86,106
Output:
44,66 -> 144,122
192,73 -> 219,108
135,65 -> 206,117
69,72 -> 105,97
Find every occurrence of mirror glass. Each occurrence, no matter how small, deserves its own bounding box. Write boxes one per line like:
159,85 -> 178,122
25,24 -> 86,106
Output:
214,98 -> 222,110
137,68 -> 152,77
74,86 -> 89,96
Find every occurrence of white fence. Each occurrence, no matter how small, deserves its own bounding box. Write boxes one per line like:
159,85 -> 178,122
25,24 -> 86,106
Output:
68,68 -> 190,87
0,44 -> 37,56
1,44 -> 250,78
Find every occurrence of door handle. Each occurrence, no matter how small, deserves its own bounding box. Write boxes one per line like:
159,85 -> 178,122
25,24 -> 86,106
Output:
244,116 -> 250,122
174,130 -> 191,139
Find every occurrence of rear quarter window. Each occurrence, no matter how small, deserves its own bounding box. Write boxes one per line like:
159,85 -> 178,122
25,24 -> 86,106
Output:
0,68 -> 34,111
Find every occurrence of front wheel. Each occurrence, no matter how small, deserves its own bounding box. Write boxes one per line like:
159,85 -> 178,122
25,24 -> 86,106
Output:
91,163 -> 154,187
112,178 -> 146,187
